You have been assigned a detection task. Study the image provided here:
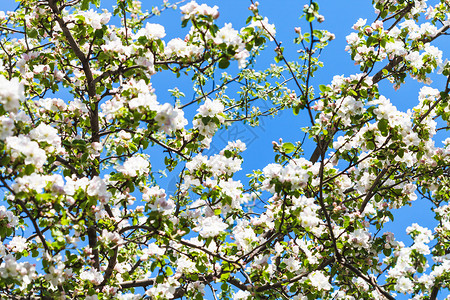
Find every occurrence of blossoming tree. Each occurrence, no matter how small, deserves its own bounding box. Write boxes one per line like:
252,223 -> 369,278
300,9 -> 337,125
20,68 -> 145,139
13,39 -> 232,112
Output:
0,0 -> 449,299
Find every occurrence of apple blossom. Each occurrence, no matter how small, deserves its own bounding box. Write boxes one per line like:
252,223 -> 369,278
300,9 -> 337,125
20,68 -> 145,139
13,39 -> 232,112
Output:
0,0 -> 448,299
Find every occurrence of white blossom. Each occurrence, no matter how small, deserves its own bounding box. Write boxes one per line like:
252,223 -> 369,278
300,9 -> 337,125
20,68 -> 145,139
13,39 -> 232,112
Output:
194,216 -> 228,238
308,270 -> 332,291
116,156 -> 150,177
135,23 -> 166,40
0,75 -> 23,112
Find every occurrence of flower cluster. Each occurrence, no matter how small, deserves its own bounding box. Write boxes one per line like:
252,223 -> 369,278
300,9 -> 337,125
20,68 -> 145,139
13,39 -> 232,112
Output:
0,0 -> 449,300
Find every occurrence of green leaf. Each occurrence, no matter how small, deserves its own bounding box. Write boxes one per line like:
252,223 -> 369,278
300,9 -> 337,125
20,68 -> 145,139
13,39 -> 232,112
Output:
81,0 -> 90,10
0,226 -> 6,239
28,29 -> 38,39
386,211 -> 394,221
81,152 -> 89,163
218,58 -> 230,69
348,89 -> 358,97
343,216 -> 350,228
94,29 -> 104,39
377,118 -> 389,137
196,263 -> 207,273
255,37 -> 266,46
138,36 -> 147,45
157,39 -> 164,52
25,164 -> 35,175
32,249 -> 39,257
223,150 -> 232,158
306,13 -> 315,22
282,142 -> 295,153
360,89 -> 368,98
220,272 -> 230,281
156,275 -> 164,284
